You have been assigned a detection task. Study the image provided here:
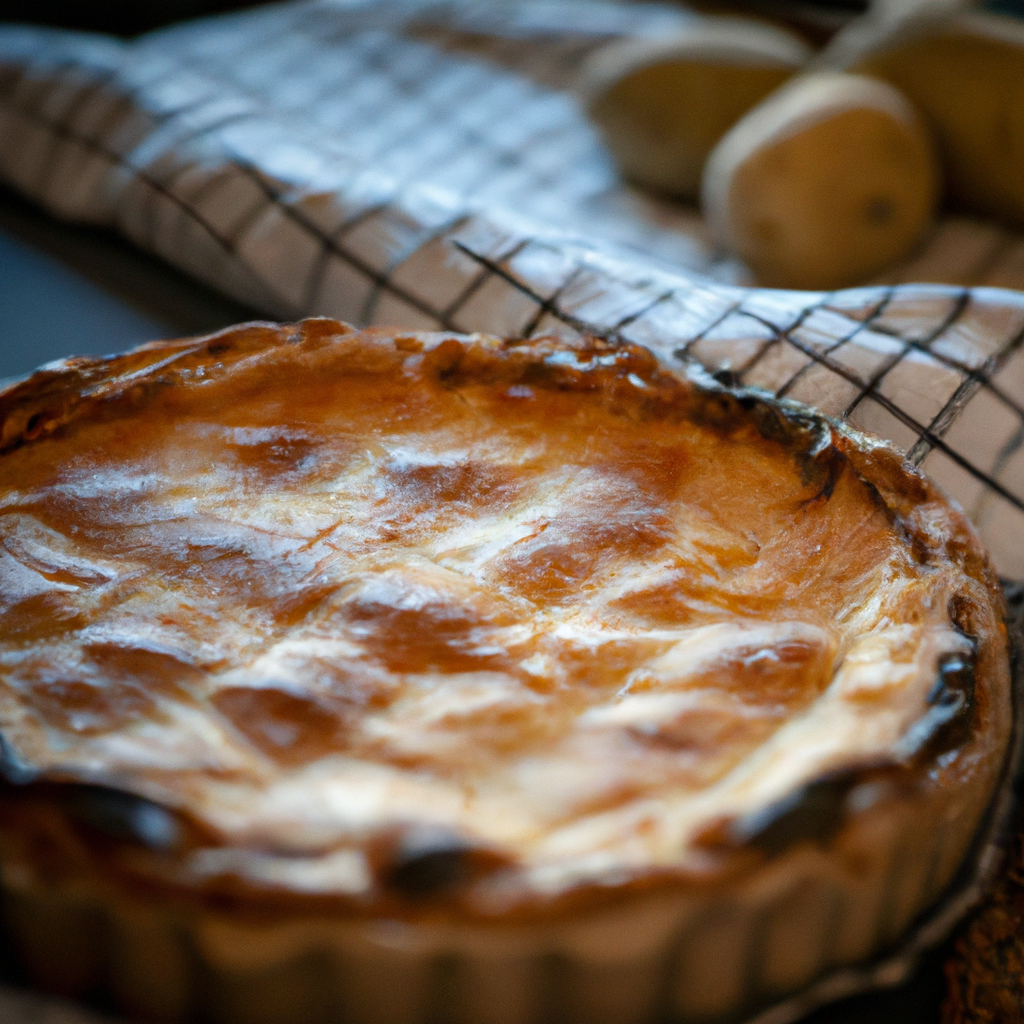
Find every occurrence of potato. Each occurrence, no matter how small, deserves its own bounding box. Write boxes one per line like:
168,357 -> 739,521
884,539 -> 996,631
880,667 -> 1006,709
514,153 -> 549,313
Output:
581,19 -> 812,200
850,12 -> 1024,225
701,72 -> 940,289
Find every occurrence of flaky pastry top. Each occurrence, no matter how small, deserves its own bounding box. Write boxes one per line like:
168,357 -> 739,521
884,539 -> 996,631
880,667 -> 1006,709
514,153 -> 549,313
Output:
0,320 -> 1010,913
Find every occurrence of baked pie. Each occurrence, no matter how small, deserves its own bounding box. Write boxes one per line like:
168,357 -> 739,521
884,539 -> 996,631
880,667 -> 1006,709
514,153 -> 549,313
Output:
0,319 -> 1011,1024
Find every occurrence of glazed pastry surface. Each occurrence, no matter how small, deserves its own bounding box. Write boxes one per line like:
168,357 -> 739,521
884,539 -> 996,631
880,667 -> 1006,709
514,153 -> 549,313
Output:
0,320 -> 1009,910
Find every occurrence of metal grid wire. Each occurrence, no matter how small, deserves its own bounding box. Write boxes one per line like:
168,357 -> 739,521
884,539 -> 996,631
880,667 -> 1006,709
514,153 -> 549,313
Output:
2,0 -> 1024,580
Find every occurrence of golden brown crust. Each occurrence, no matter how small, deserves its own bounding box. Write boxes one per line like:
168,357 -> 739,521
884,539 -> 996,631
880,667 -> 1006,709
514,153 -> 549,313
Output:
0,318 -> 1011,922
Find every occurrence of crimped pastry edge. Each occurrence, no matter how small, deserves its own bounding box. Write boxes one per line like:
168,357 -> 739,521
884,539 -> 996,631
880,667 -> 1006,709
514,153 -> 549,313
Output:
0,759 -> 1012,1024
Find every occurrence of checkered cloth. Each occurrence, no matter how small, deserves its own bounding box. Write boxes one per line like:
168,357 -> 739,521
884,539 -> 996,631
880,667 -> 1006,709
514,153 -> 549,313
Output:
2,0 -> 1024,589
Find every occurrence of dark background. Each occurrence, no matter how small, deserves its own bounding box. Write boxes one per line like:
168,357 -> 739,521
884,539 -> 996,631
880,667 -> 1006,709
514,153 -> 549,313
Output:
0,0 -> 876,36
0,1 -> 266,36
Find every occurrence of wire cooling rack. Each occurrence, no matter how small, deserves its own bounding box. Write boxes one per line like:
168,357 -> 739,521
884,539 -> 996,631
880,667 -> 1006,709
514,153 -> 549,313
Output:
2,0 -> 1024,583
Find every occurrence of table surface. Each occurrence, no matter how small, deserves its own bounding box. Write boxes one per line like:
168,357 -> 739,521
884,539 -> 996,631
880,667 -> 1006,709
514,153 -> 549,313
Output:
0,185 -> 950,1023
0,187 -> 256,383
